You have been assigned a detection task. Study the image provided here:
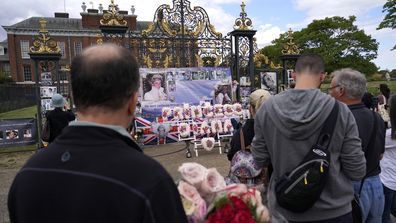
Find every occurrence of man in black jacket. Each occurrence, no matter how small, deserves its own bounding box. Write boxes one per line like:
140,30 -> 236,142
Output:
330,68 -> 385,223
8,44 -> 188,223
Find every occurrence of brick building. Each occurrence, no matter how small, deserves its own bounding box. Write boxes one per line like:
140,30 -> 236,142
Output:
1,6 -> 150,83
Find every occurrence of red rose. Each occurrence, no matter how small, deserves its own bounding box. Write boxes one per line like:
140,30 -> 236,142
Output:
230,210 -> 255,223
219,204 -> 234,222
229,196 -> 249,212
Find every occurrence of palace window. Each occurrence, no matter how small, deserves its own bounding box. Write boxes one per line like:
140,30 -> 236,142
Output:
23,65 -> 32,81
20,40 -> 30,59
74,42 -> 82,56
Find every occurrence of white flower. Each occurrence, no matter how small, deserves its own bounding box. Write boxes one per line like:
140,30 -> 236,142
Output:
210,120 -> 218,133
223,119 -> 234,133
200,167 -> 226,193
192,123 -> 200,135
201,137 -> 215,151
200,121 -> 211,135
179,123 -> 191,138
223,104 -> 234,116
161,107 -> 171,119
233,103 -> 243,116
173,106 -> 184,120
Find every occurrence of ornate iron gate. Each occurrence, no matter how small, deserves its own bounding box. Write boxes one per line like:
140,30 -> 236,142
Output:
127,0 -> 232,68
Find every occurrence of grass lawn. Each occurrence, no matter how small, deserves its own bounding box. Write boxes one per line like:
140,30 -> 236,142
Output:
0,106 -> 37,153
0,106 -> 37,120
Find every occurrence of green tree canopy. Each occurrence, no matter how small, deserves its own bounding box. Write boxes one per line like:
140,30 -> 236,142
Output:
260,16 -> 379,75
378,0 -> 396,50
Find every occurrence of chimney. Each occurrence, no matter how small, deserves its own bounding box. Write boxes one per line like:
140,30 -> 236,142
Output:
54,12 -> 69,18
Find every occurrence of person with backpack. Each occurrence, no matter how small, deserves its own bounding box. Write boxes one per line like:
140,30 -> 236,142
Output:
251,54 -> 366,222
329,68 -> 385,223
226,89 -> 271,187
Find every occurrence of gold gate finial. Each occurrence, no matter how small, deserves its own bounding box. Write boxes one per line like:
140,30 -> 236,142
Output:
29,18 -> 61,54
233,1 -> 253,30
282,28 -> 300,55
100,0 -> 127,26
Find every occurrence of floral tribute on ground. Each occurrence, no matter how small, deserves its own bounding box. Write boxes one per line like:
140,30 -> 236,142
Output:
177,162 -> 270,223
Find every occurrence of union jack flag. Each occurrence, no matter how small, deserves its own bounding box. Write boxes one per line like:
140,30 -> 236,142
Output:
134,117 -> 179,145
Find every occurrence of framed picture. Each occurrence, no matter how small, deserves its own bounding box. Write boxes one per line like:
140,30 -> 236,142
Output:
260,72 -> 277,95
40,86 -> 57,98
40,72 -> 53,85
142,72 -> 168,102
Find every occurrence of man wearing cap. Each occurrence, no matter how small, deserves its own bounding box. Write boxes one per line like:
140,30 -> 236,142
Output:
144,74 -> 167,101
45,93 -> 75,143
8,44 -> 188,223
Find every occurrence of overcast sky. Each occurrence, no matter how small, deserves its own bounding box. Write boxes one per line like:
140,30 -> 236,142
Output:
1,0 -> 395,70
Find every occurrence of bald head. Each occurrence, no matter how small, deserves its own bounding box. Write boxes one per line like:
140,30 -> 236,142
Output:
71,44 -> 140,112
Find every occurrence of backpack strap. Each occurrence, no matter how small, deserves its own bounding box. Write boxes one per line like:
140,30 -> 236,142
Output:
316,101 -> 339,149
240,128 -> 246,151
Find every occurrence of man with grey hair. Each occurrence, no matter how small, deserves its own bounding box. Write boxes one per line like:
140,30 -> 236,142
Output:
329,68 -> 385,223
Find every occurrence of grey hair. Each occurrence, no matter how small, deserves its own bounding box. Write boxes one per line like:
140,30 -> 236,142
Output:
331,68 -> 367,100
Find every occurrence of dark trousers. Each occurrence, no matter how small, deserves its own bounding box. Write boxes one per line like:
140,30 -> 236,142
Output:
289,212 -> 352,223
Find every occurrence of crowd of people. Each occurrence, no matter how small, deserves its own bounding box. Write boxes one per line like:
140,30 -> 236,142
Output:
7,44 -> 396,223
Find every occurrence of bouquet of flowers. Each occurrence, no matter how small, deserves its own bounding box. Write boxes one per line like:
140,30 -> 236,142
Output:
223,119 -> 234,133
211,120 -> 223,134
179,123 -> 191,138
162,107 -> 171,119
191,106 -> 203,119
201,137 -> 216,151
192,123 -> 200,135
183,104 -> 192,120
233,103 -> 243,116
177,163 -> 270,223
173,106 -> 184,120
200,121 -> 211,135
203,104 -> 214,118
223,104 -> 234,117
214,104 -> 224,118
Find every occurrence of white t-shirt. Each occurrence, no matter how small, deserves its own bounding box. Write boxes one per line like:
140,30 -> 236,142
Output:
380,128 -> 396,190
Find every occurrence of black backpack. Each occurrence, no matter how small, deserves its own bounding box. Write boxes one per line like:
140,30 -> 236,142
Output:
275,102 -> 339,212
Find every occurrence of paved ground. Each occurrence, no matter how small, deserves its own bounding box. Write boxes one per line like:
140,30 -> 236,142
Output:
1,142 -> 395,223
0,142 -> 230,223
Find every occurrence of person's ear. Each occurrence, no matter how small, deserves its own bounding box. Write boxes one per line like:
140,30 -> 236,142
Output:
319,72 -> 326,82
127,92 -> 139,116
291,72 -> 297,80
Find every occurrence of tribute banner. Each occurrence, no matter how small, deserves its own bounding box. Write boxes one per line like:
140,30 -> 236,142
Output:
136,67 -> 232,145
0,118 -> 37,148
139,67 -> 232,119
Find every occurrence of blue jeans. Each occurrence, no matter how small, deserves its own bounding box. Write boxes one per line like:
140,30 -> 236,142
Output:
382,184 -> 396,223
353,175 -> 385,223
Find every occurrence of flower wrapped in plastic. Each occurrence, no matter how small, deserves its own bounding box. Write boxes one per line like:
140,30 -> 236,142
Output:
223,119 -> 234,133
202,104 -> 214,118
200,121 -> 211,135
177,163 -> 270,223
179,122 -> 191,138
211,120 -> 223,134
214,104 -> 224,118
173,106 -> 184,120
162,107 -> 171,119
206,184 -> 270,223
223,104 -> 234,117
233,103 -> 243,116
201,137 -> 216,152
183,104 -> 192,120
191,106 -> 203,119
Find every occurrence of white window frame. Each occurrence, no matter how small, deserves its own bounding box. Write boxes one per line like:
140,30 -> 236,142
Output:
74,42 -> 82,56
20,40 -> 30,59
23,65 -> 32,81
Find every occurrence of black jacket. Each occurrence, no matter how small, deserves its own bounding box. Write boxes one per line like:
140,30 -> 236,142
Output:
8,125 -> 188,223
349,103 -> 386,177
46,108 -> 75,143
227,119 -> 255,161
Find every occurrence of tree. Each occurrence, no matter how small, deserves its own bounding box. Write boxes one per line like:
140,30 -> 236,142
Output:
261,16 -> 379,75
378,0 -> 396,50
